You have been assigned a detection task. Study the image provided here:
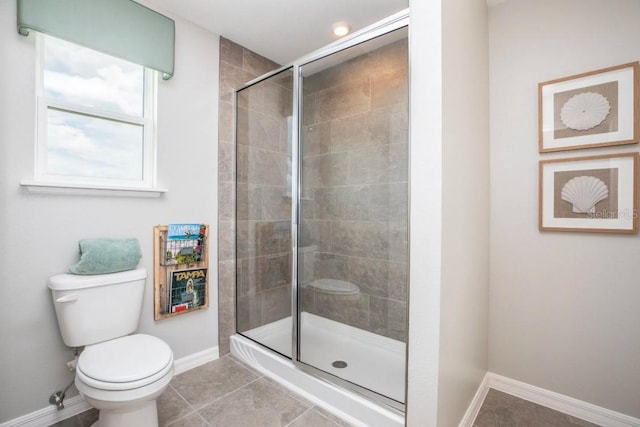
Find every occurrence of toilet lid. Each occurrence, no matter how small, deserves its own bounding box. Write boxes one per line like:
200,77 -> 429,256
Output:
78,334 -> 172,384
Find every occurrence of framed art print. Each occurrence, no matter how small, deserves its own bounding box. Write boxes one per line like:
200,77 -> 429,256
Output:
538,62 -> 639,153
539,152 -> 638,233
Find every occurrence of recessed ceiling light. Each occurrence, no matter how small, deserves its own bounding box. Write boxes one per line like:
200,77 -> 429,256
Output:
332,22 -> 351,37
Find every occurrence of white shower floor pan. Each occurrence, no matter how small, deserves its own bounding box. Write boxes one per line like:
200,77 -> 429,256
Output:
231,312 -> 405,427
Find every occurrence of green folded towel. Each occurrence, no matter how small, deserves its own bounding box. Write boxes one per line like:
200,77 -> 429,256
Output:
69,238 -> 142,275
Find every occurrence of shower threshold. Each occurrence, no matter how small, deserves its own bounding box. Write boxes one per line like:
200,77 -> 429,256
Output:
231,312 -> 405,427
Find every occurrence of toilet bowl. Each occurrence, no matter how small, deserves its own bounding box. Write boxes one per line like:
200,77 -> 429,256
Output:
75,334 -> 174,427
47,269 -> 174,427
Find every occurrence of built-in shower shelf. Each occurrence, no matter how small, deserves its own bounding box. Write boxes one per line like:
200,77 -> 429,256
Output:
304,278 -> 360,295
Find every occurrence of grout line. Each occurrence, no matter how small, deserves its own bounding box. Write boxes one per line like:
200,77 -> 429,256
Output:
163,384 -> 201,426
224,353 -> 267,378
260,375 -> 314,408
310,406 -> 350,427
196,411 -> 213,427
284,406 -> 314,427
164,410 -> 212,427
163,411 -> 196,427
167,371 -> 265,426
167,383 -> 198,411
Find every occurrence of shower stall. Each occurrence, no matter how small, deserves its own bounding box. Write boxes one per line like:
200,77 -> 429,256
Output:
232,11 -> 408,426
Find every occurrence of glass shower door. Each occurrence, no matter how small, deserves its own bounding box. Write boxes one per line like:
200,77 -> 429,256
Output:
236,67 -> 294,358
297,27 -> 409,406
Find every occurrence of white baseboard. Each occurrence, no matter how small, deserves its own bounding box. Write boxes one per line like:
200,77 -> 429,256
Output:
0,395 -> 92,427
458,372 -> 490,427
483,373 -> 640,427
0,346 -> 220,427
173,345 -> 220,375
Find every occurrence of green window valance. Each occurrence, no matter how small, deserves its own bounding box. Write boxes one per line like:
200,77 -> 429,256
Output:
17,0 -> 175,80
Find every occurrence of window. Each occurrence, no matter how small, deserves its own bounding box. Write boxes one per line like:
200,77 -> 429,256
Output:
35,34 -> 157,189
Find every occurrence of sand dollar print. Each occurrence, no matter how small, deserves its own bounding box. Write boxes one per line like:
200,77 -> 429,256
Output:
560,92 -> 611,131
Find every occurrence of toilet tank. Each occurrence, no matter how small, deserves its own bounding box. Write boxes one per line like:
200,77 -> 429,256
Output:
48,268 -> 147,347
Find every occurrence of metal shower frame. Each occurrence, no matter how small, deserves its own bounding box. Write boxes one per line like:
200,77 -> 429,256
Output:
234,8 -> 410,414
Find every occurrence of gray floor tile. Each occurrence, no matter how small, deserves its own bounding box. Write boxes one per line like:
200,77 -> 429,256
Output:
49,408 -> 98,427
261,375 -> 314,407
158,385 -> 196,426
49,417 -> 82,427
474,389 -> 601,427
311,406 -> 358,427
288,408 -> 345,427
170,355 -> 260,409
165,411 -> 211,427
198,377 -> 311,427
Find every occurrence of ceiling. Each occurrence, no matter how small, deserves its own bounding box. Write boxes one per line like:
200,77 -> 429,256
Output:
149,0 -> 409,65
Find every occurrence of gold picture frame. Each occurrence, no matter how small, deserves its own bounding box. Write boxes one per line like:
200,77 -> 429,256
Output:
538,62 -> 639,153
539,152 -> 639,233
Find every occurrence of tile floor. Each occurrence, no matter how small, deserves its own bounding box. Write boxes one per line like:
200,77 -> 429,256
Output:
52,356 -> 600,427
51,354 -> 354,427
473,389 -> 600,427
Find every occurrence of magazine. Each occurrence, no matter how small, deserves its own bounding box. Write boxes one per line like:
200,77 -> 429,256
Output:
164,223 -> 206,265
170,267 -> 207,313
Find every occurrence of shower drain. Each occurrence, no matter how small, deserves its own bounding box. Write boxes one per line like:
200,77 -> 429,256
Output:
332,360 -> 348,368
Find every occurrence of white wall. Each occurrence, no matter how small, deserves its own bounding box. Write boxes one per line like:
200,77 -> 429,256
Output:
0,0 -> 220,422
438,0 -> 490,425
406,0 -> 443,425
489,0 -> 640,419
406,0 -> 490,425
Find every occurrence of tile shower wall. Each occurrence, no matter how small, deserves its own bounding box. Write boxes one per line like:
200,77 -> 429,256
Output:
219,36 -> 408,352
299,39 -> 409,342
218,37 -> 280,355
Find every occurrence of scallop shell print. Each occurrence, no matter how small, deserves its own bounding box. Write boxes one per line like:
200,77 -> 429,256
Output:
561,176 -> 609,214
560,92 -> 611,131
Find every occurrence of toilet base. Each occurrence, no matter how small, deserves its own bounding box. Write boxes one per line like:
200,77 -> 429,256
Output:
89,399 -> 158,427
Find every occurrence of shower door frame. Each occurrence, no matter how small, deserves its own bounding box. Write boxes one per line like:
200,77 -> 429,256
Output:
235,8 -> 410,414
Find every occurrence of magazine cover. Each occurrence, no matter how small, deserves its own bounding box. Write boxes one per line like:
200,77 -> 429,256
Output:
165,223 -> 206,265
170,267 -> 207,313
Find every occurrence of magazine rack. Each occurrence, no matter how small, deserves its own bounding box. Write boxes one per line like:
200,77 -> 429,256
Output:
153,224 -> 209,320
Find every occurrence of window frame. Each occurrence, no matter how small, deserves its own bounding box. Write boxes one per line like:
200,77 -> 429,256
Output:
33,33 -> 158,190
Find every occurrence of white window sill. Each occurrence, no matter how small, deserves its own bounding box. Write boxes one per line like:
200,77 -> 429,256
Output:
20,180 -> 168,198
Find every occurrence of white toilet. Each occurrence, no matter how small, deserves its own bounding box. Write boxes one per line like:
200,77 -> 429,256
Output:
48,268 -> 174,427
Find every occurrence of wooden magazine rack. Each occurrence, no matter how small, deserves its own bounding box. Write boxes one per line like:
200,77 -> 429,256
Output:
153,224 -> 209,320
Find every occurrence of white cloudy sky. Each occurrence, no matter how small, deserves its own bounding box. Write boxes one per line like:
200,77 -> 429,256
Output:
43,36 -> 145,181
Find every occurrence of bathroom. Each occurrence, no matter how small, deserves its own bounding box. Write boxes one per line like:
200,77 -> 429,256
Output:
1,0 -> 640,427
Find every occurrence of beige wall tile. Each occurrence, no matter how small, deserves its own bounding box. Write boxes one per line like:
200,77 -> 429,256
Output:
262,285 -> 292,324
261,186 -> 290,220
220,37 -> 243,68
312,292 -> 370,331
369,182 -> 408,222
243,49 -> 279,76
237,294 -> 264,332
218,141 -> 235,183
369,296 -> 407,341
219,61 -> 255,104
315,78 -> 371,123
371,66 -> 408,109
218,220 -> 235,261
218,260 -> 236,302
218,100 -> 234,143
302,122 -> 331,157
236,183 -> 263,221
218,180 -> 235,222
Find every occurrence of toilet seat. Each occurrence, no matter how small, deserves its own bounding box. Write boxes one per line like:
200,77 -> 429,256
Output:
77,334 -> 173,391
